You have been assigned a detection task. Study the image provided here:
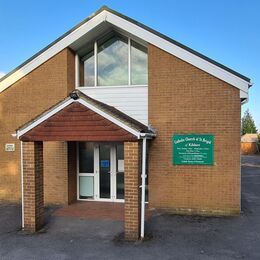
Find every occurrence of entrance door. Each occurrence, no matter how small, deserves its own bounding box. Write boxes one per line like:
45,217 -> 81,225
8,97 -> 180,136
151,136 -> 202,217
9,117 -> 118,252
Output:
77,142 -> 124,202
99,144 -> 112,199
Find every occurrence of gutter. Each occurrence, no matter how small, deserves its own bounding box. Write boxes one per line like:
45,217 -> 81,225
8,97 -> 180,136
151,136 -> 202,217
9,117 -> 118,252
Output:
241,98 -> 249,105
248,81 -> 254,88
240,82 -> 253,105
140,132 -> 156,138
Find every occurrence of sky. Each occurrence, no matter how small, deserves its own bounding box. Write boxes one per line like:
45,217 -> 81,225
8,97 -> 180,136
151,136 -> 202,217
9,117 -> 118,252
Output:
0,0 -> 259,129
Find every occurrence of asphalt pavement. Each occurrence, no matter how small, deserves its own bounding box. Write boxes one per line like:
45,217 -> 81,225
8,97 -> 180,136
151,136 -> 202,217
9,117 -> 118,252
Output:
0,155 -> 260,260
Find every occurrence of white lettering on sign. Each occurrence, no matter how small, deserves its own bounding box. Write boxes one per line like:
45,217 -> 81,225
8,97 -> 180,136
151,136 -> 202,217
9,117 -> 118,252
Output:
5,143 -> 15,152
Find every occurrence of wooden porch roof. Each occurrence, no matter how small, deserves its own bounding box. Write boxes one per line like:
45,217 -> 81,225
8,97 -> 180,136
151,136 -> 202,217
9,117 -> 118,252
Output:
16,90 -> 154,142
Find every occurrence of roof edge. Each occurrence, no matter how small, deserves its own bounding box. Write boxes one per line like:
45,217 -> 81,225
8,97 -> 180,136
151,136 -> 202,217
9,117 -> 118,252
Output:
0,6 -> 108,84
103,6 -> 251,83
1,5 -> 251,92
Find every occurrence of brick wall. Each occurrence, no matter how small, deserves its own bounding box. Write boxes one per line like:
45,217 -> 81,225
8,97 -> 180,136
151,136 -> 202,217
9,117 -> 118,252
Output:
124,141 -> 141,240
23,141 -> 44,232
0,48 -> 75,203
148,44 -> 241,215
44,142 -> 69,205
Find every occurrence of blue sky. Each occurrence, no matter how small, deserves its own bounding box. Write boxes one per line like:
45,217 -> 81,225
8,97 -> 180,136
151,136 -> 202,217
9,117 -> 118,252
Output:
0,0 -> 259,129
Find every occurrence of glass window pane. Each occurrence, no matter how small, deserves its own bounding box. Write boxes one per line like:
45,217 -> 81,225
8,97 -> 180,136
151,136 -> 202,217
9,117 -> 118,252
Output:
99,145 -> 111,199
116,144 -> 124,171
97,35 -> 128,86
84,51 -> 95,86
79,176 -> 94,199
116,144 -> 124,199
79,142 -> 94,173
131,40 -> 148,85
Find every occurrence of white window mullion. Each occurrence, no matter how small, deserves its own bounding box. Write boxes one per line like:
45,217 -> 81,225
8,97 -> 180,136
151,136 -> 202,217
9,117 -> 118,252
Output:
128,37 -> 131,86
94,145 -> 99,199
94,41 -> 98,87
110,145 -> 117,201
75,54 -> 80,88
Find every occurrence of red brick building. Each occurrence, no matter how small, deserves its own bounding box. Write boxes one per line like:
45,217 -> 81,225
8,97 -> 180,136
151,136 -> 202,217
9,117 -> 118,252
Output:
0,6 -> 251,240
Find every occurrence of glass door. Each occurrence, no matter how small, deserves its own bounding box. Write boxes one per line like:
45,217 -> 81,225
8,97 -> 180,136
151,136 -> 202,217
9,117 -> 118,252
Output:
98,143 -> 124,201
116,144 -> 124,200
99,144 -> 111,199
78,142 -> 125,202
78,142 -> 96,199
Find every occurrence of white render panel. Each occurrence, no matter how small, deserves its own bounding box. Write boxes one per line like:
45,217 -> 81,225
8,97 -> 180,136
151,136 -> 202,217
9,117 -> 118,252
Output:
78,86 -> 148,125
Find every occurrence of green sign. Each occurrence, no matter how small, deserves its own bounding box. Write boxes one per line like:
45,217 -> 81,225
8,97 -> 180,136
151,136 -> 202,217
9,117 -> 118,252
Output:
172,134 -> 214,165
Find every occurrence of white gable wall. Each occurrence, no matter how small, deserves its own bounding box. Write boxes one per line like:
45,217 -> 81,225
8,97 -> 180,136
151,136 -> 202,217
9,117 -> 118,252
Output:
77,85 -> 148,125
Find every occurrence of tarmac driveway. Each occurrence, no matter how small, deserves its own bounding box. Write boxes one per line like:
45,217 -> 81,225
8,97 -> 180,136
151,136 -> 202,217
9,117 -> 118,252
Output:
0,155 -> 260,260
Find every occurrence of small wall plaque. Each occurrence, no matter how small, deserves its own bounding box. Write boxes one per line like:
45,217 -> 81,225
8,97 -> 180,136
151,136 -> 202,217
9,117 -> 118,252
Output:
5,143 -> 15,152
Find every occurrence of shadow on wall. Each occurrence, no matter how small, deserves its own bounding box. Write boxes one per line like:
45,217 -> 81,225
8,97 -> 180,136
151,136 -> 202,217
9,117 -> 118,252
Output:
0,188 -> 8,197
6,161 -> 19,176
0,160 -> 19,200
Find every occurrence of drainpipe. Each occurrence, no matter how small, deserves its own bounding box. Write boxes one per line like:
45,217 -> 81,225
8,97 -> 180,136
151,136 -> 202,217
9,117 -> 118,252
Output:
140,136 -> 147,239
20,141 -> 24,229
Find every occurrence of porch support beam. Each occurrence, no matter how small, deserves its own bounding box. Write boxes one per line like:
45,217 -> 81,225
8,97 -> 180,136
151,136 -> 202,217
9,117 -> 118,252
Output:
23,141 -> 44,232
124,141 -> 141,240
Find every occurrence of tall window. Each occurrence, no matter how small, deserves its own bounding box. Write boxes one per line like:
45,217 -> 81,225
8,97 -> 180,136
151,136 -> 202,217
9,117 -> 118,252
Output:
98,35 -> 128,86
84,51 -> 95,86
82,33 -> 148,87
131,41 -> 148,85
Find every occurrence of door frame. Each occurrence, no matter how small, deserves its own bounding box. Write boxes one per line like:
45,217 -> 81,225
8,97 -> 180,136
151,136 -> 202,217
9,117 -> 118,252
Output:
77,142 -> 124,203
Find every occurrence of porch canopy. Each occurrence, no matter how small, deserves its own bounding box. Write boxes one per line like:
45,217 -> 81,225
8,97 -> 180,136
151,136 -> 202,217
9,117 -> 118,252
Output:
16,90 -> 154,240
17,90 -> 152,142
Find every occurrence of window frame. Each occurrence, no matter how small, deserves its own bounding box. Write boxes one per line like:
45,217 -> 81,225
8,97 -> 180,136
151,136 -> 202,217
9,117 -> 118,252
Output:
80,34 -> 148,87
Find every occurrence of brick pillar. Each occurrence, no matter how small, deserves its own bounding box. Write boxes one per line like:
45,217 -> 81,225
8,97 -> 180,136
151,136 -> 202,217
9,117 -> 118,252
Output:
23,141 -> 44,232
124,141 -> 141,240
44,141 -> 69,205
68,141 -> 77,204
